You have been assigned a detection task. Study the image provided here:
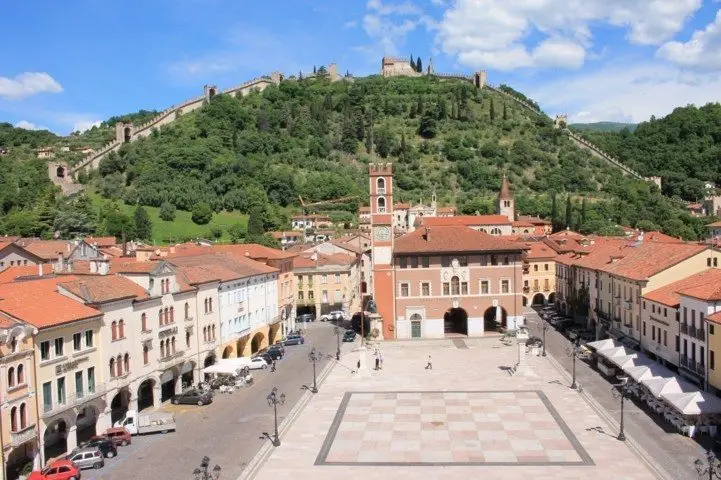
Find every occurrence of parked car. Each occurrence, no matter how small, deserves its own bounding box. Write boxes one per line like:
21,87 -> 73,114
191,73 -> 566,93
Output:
321,310 -> 345,322
171,389 -> 213,406
77,436 -> 117,458
256,352 -> 274,364
248,356 -> 269,370
259,348 -> 282,361
284,334 -> 305,346
267,345 -> 284,358
66,447 -> 104,470
297,313 -> 315,323
28,459 -> 81,480
102,427 -> 132,446
342,330 -> 356,342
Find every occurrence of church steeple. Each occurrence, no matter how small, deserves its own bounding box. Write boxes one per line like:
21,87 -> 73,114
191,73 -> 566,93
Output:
497,174 -> 514,221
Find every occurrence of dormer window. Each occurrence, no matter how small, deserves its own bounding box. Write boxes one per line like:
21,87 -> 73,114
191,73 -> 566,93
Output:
377,178 -> 386,194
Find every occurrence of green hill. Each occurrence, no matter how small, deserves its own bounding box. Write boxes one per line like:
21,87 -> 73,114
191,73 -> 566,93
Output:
576,103 -> 721,201
0,75 -> 709,241
570,122 -> 636,133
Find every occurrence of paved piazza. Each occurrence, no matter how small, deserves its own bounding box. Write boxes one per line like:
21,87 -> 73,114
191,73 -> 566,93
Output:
317,390 -> 592,466
250,338 -> 657,480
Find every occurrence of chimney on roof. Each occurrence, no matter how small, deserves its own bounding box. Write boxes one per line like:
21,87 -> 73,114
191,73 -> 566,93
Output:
57,252 -> 64,272
424,226 -> 431,241
67,243 -> 71,252
98,260 -> 109,276
38,263 -> 43,277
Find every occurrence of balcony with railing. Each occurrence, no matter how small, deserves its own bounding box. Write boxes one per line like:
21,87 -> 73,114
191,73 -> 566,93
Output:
689,325 -> 698,337
523,286 -> 530,294
9,424 -> 37,447
42,383 -> 106,419
680,355 -> 689,368
680,323 -> 689,335
697,329 -> 706,342
695,362 -> 706,376
157,350 -> 185,367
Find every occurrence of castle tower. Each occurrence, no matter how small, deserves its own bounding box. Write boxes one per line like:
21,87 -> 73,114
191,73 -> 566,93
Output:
115,122 -> 134,144
369,163 -> 395,339
554,114 -> 568,129
497,174 -> 514,221
473,70 -> 487,89
427,57 -> 434,75
204,84 -> 218,102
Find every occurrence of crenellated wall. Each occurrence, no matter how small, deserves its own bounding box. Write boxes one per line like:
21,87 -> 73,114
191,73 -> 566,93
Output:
58,74 -> 282,191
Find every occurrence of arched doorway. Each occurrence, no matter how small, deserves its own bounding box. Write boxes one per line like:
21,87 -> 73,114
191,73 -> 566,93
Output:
532,293 -> 545,305
56,166 -> 65,178
137,378 -> 156,411
180,361 -> 196,389
522,296 -> 528,307
160,369 -> 177,402
6,441 -> 34,480
237,337 -> 248,358
110,388 -> 131,424
203,354 -> 216,381
250,332 -> 265,354
483,306 -> 508,332
410,313 -> 422,339
43,418 -> 69,461
222,345 -> 234,359
444,308 -> 468,335
123,127 -> 132,143
76,405 -> 99,444
268,324 -> 280,345
548,292 -> 556,304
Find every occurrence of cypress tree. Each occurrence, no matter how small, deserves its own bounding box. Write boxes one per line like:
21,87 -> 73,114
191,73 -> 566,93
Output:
503,103 -> 508,121
133,206 -> 152,240
410,54 -> 415,69
581,197 -> 587,227
416,57 -> 423,73
490,98 -> 496,121
565,195 -> 572,229
247,206 -> 265,236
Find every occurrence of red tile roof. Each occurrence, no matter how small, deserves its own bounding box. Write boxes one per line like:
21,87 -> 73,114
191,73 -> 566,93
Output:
169,253 -> 278,284
393,203 -> 410,210
84,236 -> 117,247
0,265 -> 53,284
597,242 -> 707,281
0,276 -> 101,329
707,221 -> 721,228
293,251 -> 355,269
394,226 -> 523,255
707,311 -> 721,324
359,207 -> 370,213
59,275 -> 150,304
512,221 -> 535,228
437,206 -> 457,213
110,259 -> 159,273
270,231 -> 302,239
675,270 -> 721,302
523,242 -> 557,260
518,215 -> 551,225
15,239 -> 73,260
420,215 -> 511,227
643,269 -> 721,306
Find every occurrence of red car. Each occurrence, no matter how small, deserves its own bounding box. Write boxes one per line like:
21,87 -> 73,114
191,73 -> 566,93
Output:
28,459 -> 81,480
101,427 -> 132,446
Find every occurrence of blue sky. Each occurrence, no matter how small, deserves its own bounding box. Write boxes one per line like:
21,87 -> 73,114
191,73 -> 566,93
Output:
3,0 -> 721,134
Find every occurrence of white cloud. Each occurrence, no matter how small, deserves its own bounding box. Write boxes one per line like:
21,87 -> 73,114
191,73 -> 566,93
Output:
14,120 -> 49,131
363,14 -> 419,55
72,119 -> 101,133
437,0 -> 701,71
344,20 -> 358,28
0,72 -> 63,100
658,10 -> 721,70
367,0 -> 421,16
525,62 -> 721,123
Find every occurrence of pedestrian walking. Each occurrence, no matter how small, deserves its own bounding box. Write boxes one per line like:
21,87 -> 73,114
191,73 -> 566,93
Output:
425,355 -> 432,370
271,360 -> 277,372
379,354 -> 383,370
375,356 -> 380,370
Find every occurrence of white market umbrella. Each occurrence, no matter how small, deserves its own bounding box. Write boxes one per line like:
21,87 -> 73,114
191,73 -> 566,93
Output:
626,363 -> 674,382
642,376 -> 696,399
587,339 -> 620,352
663,391 -> 721,415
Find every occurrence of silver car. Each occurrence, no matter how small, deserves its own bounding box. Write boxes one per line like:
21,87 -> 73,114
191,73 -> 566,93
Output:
67,446 -> 104,469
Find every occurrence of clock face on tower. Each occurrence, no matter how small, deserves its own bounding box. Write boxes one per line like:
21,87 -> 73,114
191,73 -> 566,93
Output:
374,226 -> 391,241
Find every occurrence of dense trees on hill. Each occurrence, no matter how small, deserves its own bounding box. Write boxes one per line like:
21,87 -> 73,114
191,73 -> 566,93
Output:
577,103 -> 721,201
0,122 -> 58,147
0,76 -> 712,241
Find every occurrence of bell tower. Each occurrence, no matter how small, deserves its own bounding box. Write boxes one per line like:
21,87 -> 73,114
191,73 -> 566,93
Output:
497,174 -> 515,221
369,163 -> 395,339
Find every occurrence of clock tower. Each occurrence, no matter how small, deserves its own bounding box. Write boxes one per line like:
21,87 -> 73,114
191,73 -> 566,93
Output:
369,163 -> 395,339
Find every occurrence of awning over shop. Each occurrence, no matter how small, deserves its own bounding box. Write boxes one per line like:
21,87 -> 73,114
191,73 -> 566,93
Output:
641,376 -> 697,399
663,392 -> 721,415
625,363 -> 674,382
587,339 -> 621,351
610,355 -> 654,370
201,358 -> 251,375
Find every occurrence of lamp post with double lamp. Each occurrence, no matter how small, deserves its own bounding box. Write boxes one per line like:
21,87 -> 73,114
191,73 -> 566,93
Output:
611,376 -> 632,441
265,387 -> 286,447
334,326 -> 343,360
695,449 -> 721,479
539,317 -> 550,357
192,456 -> 221,480
308,348 -> 320,393
565,338 -> 582,389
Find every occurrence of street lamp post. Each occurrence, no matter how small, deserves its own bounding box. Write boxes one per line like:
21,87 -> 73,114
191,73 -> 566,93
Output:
266,387 -> 286,447
695,449 -> 721,479
334,326 -> 342,360
192,456 -> 221,480
308,348 -> 320,393
565,338 -> 582,389
539,317 -> 550,357
611,376 -> 632,442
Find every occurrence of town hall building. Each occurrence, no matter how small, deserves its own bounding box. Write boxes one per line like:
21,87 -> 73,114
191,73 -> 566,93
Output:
368,163 -> 525,340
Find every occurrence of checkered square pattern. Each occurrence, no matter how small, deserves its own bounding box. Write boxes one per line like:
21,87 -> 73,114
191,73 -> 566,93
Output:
315,391 -> 593,466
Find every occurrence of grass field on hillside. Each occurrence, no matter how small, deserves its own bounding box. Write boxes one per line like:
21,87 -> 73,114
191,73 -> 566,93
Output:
87,190 -> 247,245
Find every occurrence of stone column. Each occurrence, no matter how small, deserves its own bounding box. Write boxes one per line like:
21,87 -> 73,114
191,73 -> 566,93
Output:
66,425 -> 78,453
96,410 -> 111,434
174,376 -> 183,394
153,385 -> 162,408
129,394 -> 139,414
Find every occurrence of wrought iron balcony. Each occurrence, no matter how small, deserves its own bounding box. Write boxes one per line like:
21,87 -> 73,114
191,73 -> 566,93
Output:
689,325 -> 697,337
42,383 -> 106,419
523,286 -> 530,293
680,355 -> 689,368
697,329 -> 706,341
680,323 -> 689,334
695,362 -> 706,376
